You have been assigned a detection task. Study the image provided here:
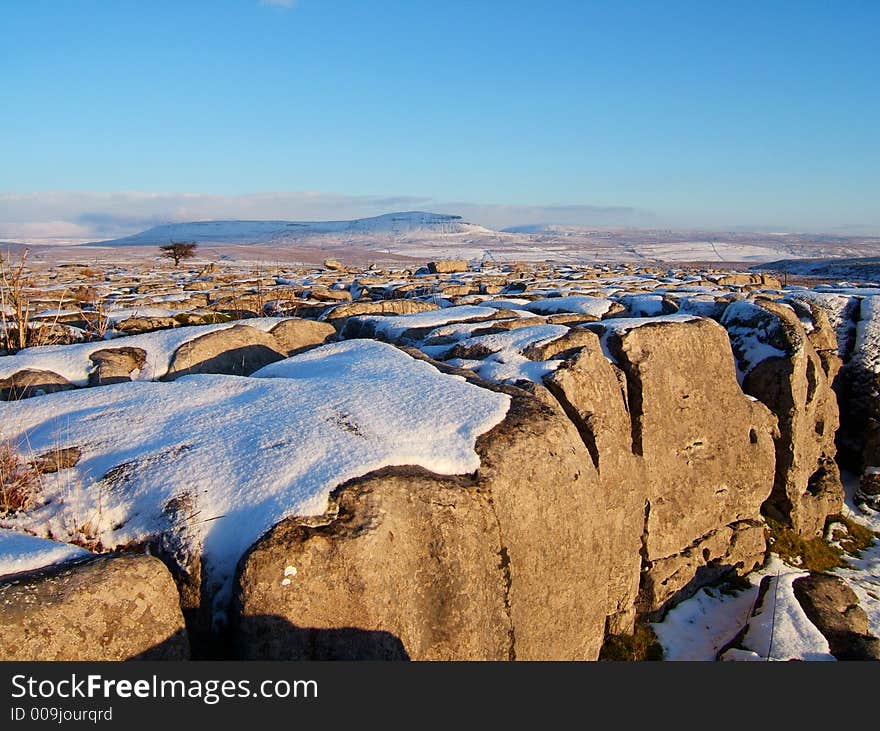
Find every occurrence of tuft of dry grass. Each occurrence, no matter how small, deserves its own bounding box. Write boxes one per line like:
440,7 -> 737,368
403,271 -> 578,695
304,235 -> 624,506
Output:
826,515 -> 878,557
599,621 -> 664,661
765,517 -> 845,572
67,516 -> 105,553
1,248 -> 33,353
1,248 -> 83,352
766,514 -> 878,572
0,442 -> 42,515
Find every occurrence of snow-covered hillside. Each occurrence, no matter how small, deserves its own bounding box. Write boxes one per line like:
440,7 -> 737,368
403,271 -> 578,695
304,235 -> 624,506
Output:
502,224 -> 601,235
87,212 -> 494,247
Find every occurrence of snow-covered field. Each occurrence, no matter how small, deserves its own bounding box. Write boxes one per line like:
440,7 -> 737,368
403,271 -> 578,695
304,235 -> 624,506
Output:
11,211 -> 879,268
3,255 -> 880,660
0,318 -> 291,386
1,340 -> 511,616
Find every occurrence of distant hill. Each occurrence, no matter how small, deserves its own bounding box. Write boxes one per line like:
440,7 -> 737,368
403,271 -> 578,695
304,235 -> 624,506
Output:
501,224 -> 602,235
84,211 -> 496,247
752,256 -> 880,281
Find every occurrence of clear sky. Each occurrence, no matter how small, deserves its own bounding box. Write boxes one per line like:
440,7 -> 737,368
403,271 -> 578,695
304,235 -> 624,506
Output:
1,0 -> 878,239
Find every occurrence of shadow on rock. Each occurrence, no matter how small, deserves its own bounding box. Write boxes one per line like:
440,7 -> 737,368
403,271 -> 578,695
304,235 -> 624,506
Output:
233,615 -> 410,660
127,629 -> 192,660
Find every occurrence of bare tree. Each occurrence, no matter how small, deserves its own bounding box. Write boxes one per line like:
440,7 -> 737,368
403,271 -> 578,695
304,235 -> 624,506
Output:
159,241 -> 198,267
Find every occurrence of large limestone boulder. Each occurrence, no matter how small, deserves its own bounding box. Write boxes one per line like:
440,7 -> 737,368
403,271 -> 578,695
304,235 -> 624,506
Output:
723,299 -> 843,536
323,258 -> 346,271
233,381 -> 610,661
584,317 -> 778,613
268,318 -> 336,356
323,299 -> 439,322
0,554 -> 189,660
115,316 -> 178,335
444,324 -> 571,361
543,333 -> 646,633
340,306 -> 512,345
792,573 -> 880,660
88,347 -> 147,386
831,296 -> 880,495
522,328 -> 599,361
164,324 -> 287,378
308,287 -> 352,303
427,260 -> 468,274
0,368 -> 75,401
233,469 -> 509,660
714,273 -> 781,289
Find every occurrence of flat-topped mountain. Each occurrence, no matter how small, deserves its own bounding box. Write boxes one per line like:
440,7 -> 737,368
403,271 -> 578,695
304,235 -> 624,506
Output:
85,211 -> 495,247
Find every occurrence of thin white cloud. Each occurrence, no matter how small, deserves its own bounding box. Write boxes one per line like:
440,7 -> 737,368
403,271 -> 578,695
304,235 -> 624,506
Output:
0,190 -> 654,244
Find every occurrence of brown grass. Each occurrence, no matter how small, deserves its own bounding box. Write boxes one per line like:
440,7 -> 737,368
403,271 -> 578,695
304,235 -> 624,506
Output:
0,248 -> 33,352
826,515 -> 878,557
766,514 -> 878,572
0,442 -> 41,515
766,517 -> 844,572
1,248 -> 82,352
599,621 -> 664,661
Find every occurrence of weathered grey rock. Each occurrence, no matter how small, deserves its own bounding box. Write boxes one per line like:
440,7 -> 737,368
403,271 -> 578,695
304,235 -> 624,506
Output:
115,316 -> 178,335
14,322 -> 83,346
88,347 -> 147,386
171,311 -> 230,326
323,258 -> 346,271
603,318 -> 778,612
638,522 -> 766,611
268,318 -> 336,356
342,309 -> 514,345
138,493 -> 208,652
233,469 -> 509,660
323,299 -> 440,322
792,573 -> 880,660
860,470 -> 880,509
308,287 -> 352,303
31,446 -> 81,474
833,297 -> 880,495
427,260 -> 468,274
164,325 -> 286,378
729,300 -> 844,536
545,321 -> 777,618
233,381 -> 610,660
183,279 -> 215,291
0,369 -> 75,401
543,333 -> 646,633
613,294 -> 679,317
522,328 -> 598,361
546,313 -> 606,326
437,284 -> 474,297
787,299 -> 839,356
715,273 -> 781,288
0,555 -> 189,661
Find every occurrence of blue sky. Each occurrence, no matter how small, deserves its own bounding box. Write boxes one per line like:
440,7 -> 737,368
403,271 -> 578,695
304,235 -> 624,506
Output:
1,0 -> 878,239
